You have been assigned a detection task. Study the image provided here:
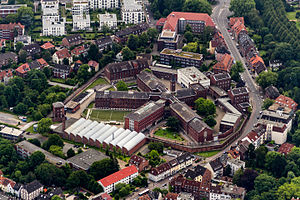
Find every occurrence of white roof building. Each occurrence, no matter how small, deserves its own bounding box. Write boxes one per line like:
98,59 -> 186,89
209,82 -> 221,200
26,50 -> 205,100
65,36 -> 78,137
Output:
121,0 -> 144,24
103,128 -> 125,145
116,131 -> 138,149
177,67 -> 210,88
123,133 -> 145,152
109,129 -> 131,147
98,13 -> 117,30
0,127 -> 23,141
89,125 -> 111,142
88,0 -> 119,9
96,126 -> 118,144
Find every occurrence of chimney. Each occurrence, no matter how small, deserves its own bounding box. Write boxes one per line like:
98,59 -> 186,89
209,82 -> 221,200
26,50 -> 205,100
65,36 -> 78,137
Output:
170,74 -> 176,92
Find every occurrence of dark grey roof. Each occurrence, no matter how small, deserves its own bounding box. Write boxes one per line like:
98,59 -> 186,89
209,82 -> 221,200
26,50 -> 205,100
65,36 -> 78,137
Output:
176,153 -> 192,164
67,149 -> 109,170
0,52 -> 17,61
22,43 -> 40,51
65,34 -> 82,43
24,180 -> 43,194
125,100 -> 165,121
170,102 -> 198,123
265,86 -> 280,99
96,90 -> 150,100
175,88 -> 196,99
52,64 -> 70,71
185,165 -> 206,179
209,158 -> 223,172
188,117 -> 211,133
106,59 -> 149,74
137,71 -> 167,92
115,23 -> 149,38
95,36 -> 112,47
190,83 -> 206,92
230,87 -> 248,95
212,73 -> 231,81
28,60 -> 41,69
13,183 -> 23,191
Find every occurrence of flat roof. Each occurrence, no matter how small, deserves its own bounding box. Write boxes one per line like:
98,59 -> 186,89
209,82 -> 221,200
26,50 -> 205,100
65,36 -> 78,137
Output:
217,98 -> 241,116
221,113 -> 240,124
67,149 -> 108,170
150,66 -> 177,74
210,86 -> 227,96
0,127 -> 23,137
178,67 -> 209,82
161,48 -> 203,60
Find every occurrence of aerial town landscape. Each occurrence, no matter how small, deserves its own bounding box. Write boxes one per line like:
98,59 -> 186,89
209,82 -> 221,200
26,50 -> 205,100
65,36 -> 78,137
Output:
0,0 -> 299,199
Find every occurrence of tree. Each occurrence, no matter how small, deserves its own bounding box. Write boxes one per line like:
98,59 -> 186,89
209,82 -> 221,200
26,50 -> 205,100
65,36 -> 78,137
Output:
254,174 -> 278,194
122,46 -> 135,61
76,64 -> 90,83
296,12 -> 300,19
49,145 -> 65,158
233,168 -> 243,186
127,34 -> 139,50
148,142 -> 164,153
88,44 -> 100,61
29,151 -> 45,168
204,115 -> 217,128
262,98 -> 275,110
116,81 -> 128,91
147,28 -> 158,42
37,118 -> 52,135
230,61 -> 244,82
0,95 -> 8,109
254,145 -> 268,168
256,71 -> 278,89
194,97 -> 216,117
184,31 -> 194,43
28,138 -> 41,147
229,0 -> 255,17
42,50 -> 52,62
239,169 -> 258,191
148,150 -> 161,167
224,165 -> 232,176
183,0 -> 212,14
276,177 -> 300,200
51,195 -> 62,200
89,158 -> 119,180
272,42 -> 294,63
35,163 -> 66,186
15,42 -> 24,53
166,116 -> 180,132
17,6 -> 34,28
67,148 -> 75,158
182,42 -> 198,53
265,151 -> 287,177
14,102 -> 28,115
139,32 -> 149,47
42,134 -> 64,150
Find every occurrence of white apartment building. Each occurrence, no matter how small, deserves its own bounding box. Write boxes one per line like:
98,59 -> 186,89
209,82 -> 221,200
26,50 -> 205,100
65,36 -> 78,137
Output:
177,66 -> 210,88
226,159 -> 245,176
41,0 -> 59,15
42,18 -> 66,36
89,0 -> 119,9
98,165 -> 138,193
121,0 -> 144,24
98,13 -> 117,29
73,15 -> 91,30
72,0 -> 89,15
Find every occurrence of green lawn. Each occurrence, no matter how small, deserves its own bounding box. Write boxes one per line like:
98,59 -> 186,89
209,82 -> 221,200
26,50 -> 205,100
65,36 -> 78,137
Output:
286,11 -> 300,31
154,128 -> 184,141
89,109 -> 131,122
196,150 -> 220,158
26,124 -> 37,133
86,78 -> 108,90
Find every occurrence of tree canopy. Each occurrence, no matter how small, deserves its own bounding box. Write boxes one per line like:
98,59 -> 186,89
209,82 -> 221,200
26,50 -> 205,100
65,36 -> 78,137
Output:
195,97 -> 216,117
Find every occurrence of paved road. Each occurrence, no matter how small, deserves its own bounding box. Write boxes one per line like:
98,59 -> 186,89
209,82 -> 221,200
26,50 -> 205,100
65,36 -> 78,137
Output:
48,80 -> 76,89
207,0 -> 263,162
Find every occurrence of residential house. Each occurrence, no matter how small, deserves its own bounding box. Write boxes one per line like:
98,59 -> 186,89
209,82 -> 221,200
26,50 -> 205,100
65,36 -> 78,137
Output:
275,95 -> 298,111
20,180 -> 43,200
0,176 -> 16,194
278,142 -> 295,155
226,159 -> 245,176
265,85 -> 280,100
227,148 -> 240,160
185,165 -> 211,182
204,158 -> 223,178
13,183 -> 23,198
129,155 -> 149,172
0,22 -> 24,40
210,72 -> 231,91
62,34 -> 83,47
0,52 -> 18,68
71,45 -> 88,57
242,130 -> 263,149
209,31 -> 227,54
16,63 -> 31,78
121,0 -> 144,24
21,43 -> 41,58
51,64 -> 72,79
228,87 -> 249,105
213,53 -> 233,74
14,35 -> 31,49
53,49 -> 73,64
114,23 -> 149,43
0,69 -> 12,84
95,36 -> 113,51
98,13 -> 117,29
88,60 -> 99,72
40,42 -> 55,50
249,54 -> 266,75
164,193 -> 178,200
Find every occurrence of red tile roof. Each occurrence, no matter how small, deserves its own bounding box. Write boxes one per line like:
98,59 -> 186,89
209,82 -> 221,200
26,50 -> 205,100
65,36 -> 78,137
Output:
75,60 -> 82,64
213,53 -> 233,72
156,17 -> 167,26
138,194 -> 151,200
0,22 -> 24,31
278,143 -> 295,155
88,60 -> 99,67
16,63 -> 30,74
165,193 -> 178,200
71,45 -> 86,56
162,12 -> 215,32
232,20 -> 247,37
229,17 -> 244,27
37,58 -> 49,67
0,69 -> 12,80
275,95 -> 298,111
246,131 -> 259,143
55,48 -> 71,59
41,42 -> 55,49
250,55 -> 264,66
98,165 -> 138,187
99,193 -> 112,200
228,149 -> 240,159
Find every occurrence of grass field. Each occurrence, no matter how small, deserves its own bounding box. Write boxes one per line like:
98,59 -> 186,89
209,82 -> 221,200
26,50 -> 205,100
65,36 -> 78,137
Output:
86,78 -> 108,90
286,11 -> 300,31
89,109 -> 131,122
154,128 -> 184,141
196,150 -> 220,158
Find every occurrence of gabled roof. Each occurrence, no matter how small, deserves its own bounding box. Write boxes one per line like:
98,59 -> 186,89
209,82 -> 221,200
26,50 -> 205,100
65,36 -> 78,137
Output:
209,158 -> 223,172
229,17 -> 244,27
156,17 -> 167,26
88,60 -> 99,67
98,165 -> 138,187
0,22 -> 24,30
55,48 -> 71,59
64,34 -> 82,43
278,143 -> 295,155
37,58 -> 49,67
40,42 -> 55,49
246,131 -> 259,143
0,69 -> 12,80
23,180 -> 43,194
213,53 -> 233,72
52,64 -> 70,71
71,45 -> 86,56
150,162 -> 171,176
16,63 -> 30,74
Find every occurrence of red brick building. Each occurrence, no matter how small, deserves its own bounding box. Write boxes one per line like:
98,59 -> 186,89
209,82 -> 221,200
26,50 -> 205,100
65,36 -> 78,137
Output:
0,23 -> 24,40
213,53 -> 233,74
52,102 -> 65,122
278,143 -> 295,155
170,102 -> 213,143
124,100 -> 165,132
15,63 -> 30,78
275,95 -> 298,111
62,34 -> 83,47
129,155 -> 149,172
228,87 -> 249,105
210,73 -> 231,91
137,71 -> 168,92
175,84 -> 207,107
95,90 -> 150,109
249,54 -> 266,75
104,59 -> 149,83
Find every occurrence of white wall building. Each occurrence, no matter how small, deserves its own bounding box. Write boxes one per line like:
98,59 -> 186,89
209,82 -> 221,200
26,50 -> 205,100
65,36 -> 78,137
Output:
121,0 -> 144,24
226,159 -> 245,176
72,0 -> 90,30
98,13 -> 117,30
177,66 -> 210,88
72,0 -> 89,15
41,0 -> 59,16
42,18 -> 66,36
98,165 -> 138,193
88,0 -> 119,9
